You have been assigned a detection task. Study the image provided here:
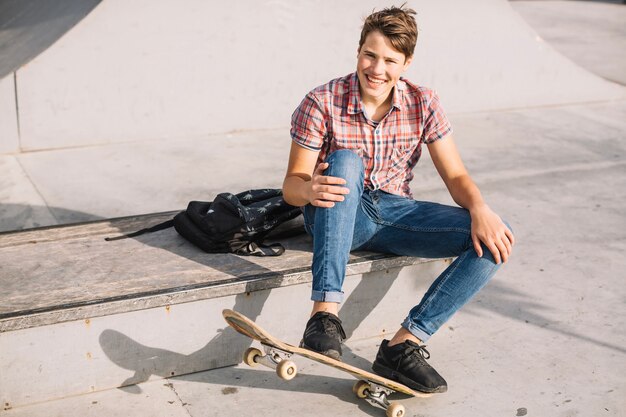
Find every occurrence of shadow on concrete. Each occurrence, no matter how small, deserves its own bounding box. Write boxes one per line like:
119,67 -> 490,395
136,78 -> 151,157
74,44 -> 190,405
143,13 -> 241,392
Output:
171,365 -> 421,417
97,221 -> 306,388
467,280 -> 626,355
99,291 -> 270,390
98,260 -> 403,392
340,268 -> 401,370
0,203 -> 103,233
0,0 -> 102,79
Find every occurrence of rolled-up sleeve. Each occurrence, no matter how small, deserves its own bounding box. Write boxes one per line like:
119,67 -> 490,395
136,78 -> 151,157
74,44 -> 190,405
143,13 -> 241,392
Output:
290,93 -> 327,151
422,91 -> 452,144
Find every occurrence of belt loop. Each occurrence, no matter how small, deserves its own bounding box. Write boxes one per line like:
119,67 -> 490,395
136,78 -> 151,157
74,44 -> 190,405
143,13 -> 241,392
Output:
372,190 -> 379,203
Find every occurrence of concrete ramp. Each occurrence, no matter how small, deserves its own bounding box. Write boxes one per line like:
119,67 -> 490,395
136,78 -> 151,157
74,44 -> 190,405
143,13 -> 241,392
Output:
2,0 -> 625,151
0,0 -> 102,79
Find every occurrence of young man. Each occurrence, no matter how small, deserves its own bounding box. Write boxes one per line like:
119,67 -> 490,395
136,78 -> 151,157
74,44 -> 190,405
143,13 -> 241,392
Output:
282,6 -> 514,393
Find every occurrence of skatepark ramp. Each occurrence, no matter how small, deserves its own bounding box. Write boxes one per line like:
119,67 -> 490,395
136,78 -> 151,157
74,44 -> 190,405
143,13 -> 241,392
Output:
1,0 -> 624,153
0,0 -> 102,79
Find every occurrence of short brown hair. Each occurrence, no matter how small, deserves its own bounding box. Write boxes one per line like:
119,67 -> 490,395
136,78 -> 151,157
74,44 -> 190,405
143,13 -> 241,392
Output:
358,5 -> 418,60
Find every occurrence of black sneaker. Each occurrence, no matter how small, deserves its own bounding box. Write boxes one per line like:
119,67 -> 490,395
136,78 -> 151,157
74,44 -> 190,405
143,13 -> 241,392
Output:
372,339 -> 448,393
299,312 -> 346,360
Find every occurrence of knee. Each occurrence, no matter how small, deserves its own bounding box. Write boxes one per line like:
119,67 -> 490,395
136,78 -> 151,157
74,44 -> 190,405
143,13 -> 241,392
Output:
325,150 -> 364,185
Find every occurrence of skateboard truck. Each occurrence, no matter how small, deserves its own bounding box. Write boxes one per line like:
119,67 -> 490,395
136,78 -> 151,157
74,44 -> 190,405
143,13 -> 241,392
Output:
243,345 -> 298,380
353,380 -> 406,417
244,345 -> 406,417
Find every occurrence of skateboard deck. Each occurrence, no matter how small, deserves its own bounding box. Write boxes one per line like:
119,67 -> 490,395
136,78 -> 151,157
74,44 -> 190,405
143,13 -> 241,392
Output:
223,309 -> 429,417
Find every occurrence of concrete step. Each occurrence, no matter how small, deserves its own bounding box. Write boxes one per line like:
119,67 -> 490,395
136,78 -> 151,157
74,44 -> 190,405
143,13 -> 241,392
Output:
0,214 -> 450,409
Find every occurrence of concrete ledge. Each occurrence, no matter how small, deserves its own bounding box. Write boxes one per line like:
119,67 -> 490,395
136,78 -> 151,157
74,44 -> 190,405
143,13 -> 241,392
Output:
0,261 -> 450,409
0,213 -> 446,332
0,213 -> 451,408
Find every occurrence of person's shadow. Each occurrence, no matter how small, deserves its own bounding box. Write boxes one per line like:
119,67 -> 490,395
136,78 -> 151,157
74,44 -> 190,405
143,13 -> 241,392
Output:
99,291 -> 269,390
98,225 -> 404,392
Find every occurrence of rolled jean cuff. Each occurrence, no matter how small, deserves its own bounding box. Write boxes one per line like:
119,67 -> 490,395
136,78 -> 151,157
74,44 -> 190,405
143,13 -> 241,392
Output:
311,290 -> 344,303
401,317 -> 432,343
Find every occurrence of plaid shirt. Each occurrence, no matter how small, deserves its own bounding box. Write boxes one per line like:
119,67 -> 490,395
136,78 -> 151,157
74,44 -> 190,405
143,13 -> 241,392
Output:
290,72 -> 452,198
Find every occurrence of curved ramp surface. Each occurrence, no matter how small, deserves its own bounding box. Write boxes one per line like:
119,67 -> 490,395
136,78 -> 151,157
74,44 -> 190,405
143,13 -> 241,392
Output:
0,0 -> 102,79
3,0 -> 625,151
511,0 -> 626,86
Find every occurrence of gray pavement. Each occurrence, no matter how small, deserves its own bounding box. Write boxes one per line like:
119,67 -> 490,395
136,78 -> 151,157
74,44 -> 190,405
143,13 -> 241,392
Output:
4,92 -> 626,417
1,1 -> 625,417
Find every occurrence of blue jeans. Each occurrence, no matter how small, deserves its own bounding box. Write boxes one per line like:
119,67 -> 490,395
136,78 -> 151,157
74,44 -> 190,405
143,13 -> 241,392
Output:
303,150 -> 510,342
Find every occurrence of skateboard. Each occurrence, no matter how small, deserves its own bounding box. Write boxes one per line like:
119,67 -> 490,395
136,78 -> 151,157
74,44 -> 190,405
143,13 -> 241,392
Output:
223,309 -> 429,417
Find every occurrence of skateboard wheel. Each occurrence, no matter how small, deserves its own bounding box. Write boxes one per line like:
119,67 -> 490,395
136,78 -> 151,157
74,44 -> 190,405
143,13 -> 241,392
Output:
276,359 -> 297,380
386,402 -> 405,417
353,380 -> 370,399
243,347 -> 262,367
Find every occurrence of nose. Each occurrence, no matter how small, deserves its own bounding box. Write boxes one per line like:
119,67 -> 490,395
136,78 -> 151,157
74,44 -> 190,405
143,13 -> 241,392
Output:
372,58 -> 385,75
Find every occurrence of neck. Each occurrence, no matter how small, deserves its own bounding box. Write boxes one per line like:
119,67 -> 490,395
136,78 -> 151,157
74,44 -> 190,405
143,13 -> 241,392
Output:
361,89 -> 394,122
362,92 -> 392,109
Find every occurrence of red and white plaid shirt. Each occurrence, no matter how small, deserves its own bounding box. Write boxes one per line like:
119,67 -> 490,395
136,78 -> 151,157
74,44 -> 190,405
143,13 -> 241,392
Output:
290,72 -> 452,198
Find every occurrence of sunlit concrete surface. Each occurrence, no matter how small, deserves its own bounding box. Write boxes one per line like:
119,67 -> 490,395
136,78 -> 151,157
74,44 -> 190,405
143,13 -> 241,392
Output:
0,1 -> 625,416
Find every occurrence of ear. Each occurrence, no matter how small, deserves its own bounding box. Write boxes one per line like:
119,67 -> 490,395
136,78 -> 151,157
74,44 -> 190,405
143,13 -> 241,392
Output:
403,56 -> 413,71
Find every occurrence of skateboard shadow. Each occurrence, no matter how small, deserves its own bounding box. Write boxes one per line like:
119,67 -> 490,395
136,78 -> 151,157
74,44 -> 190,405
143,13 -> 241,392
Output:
99,290 -> 270,389
100,326 -> 415,417
99,213 -> 413,394
174,365 -> 420,417
98,263 -> 404,392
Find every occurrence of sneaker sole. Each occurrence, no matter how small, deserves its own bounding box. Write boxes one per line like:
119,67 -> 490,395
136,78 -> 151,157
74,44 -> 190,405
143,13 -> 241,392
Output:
299,340 -> 342,361
372,361 -> 447,394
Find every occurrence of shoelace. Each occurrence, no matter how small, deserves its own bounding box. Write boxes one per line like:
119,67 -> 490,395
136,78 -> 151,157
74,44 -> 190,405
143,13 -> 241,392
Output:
402,340 -> 431,361
320,315 -> 347,340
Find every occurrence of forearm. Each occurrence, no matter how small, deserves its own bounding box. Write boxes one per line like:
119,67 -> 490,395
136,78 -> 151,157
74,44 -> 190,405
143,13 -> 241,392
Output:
448,174 -> 514,263
446,174 -> 488,214
283,175 -> 312,207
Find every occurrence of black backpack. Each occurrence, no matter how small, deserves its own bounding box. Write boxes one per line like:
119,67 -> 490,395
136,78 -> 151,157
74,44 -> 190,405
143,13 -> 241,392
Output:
106,189 -> 303,256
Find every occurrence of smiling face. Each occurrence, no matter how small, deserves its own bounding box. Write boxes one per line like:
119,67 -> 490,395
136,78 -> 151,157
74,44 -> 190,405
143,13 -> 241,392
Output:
356,30 -> 413,106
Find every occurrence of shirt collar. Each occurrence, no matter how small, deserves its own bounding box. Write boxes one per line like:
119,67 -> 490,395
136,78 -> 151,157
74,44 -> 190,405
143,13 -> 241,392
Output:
347,72 -> 405,115
347,73 -> 362,115
392,78 -> 405,111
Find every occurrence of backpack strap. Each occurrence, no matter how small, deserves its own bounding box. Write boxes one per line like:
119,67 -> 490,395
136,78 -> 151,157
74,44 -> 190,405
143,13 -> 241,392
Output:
232,227 -> 290,257
104,219 -> 175,241
236,241 -> 286,257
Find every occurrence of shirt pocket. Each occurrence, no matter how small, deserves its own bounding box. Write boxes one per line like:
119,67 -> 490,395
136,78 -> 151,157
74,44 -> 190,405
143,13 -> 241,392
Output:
390,120 -> 420,149
388,145 -> 416,178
